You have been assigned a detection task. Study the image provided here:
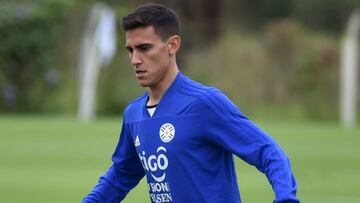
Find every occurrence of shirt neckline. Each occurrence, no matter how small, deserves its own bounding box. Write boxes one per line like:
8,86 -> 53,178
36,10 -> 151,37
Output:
142,72 -> 183,118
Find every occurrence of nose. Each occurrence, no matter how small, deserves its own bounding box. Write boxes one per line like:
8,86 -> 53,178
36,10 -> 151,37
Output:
130,51 -> 142,65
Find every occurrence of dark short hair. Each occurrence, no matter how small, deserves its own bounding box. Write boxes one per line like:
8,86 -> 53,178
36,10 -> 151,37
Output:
121,3 -> 180,41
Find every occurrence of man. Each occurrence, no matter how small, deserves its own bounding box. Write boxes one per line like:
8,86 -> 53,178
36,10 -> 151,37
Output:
83,3 -> 299,203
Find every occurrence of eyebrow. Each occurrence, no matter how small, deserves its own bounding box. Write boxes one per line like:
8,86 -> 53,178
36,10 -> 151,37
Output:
125,43 -> 153,50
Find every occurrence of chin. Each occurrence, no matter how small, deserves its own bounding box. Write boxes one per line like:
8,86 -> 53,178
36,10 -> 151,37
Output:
138,80 -> 151,87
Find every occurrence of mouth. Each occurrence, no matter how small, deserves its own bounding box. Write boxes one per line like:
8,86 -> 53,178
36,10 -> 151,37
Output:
135,69 -> 147,77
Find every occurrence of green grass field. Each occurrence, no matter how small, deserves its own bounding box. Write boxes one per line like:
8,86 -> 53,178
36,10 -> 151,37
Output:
1,116 -> 360,202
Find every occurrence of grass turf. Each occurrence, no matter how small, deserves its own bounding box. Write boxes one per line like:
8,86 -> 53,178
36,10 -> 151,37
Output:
0,116 -> 359,202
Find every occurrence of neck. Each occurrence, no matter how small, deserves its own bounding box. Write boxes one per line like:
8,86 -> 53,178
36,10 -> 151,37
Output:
147,63 -> 179,106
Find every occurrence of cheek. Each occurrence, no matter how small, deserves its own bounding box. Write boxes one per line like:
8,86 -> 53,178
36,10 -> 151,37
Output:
148,52 -> 169,69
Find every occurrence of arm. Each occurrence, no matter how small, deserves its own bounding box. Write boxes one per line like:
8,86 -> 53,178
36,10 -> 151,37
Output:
82,116 -> 145,203
201,88 -> 299,203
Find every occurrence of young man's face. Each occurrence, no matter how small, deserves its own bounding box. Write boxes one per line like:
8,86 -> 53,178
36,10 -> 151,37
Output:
125,26 -> 172,88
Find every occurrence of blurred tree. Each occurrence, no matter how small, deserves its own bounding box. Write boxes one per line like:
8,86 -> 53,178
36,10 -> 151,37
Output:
0,0 -> 77,112
225,0 -> 294,31
225,0 -> 360,34
262,19 -> 299,103
0,0 -> 126,114
293,0 -> 360,33
0,0 -> 358,119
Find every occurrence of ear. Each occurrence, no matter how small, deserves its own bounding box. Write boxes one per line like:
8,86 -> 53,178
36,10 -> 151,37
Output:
167,35 -> 181,55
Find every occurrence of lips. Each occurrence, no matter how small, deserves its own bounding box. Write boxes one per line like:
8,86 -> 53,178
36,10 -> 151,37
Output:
135,69 -> 147,77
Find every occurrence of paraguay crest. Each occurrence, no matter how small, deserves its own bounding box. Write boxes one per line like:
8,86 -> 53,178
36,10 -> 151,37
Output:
159,123 -> 175,143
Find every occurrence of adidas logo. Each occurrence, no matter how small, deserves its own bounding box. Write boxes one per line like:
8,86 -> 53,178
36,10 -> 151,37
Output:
134,135 -> 140,147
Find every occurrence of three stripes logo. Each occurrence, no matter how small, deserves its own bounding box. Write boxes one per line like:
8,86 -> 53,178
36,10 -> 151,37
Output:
134,135 -> 140,147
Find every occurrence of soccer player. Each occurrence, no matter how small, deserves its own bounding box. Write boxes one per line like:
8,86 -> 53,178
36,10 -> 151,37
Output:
83,3 -> 299,203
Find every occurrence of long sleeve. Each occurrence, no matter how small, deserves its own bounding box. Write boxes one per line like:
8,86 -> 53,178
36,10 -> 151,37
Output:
82,116 -> 145,203
200,88 -> 299,203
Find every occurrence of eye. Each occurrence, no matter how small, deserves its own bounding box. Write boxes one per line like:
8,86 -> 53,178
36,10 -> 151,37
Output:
138,45 -> 152,52
126,47 -> 133,53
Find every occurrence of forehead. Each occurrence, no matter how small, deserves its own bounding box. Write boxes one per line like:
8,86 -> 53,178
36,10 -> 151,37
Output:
125,26 -> 163,46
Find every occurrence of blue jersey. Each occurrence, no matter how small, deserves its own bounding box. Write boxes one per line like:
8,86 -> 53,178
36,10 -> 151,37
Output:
83,72 -> 299,203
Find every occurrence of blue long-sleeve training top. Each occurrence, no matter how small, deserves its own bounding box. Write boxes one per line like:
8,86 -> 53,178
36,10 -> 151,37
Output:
83,72 -> 299,203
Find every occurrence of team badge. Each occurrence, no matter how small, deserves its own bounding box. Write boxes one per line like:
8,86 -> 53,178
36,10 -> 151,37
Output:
159,123 -> 175,143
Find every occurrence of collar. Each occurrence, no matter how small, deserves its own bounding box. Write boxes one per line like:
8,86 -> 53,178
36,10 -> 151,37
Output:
142,72 -> 183,118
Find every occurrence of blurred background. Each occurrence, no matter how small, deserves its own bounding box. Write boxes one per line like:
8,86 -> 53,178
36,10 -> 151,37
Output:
1,0 -> 360,202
